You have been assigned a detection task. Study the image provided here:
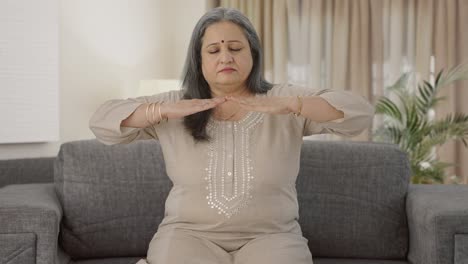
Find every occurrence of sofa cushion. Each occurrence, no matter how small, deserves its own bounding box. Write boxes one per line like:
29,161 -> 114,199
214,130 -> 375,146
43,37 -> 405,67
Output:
313,259 -> 409,264
54,139 -> 172,259
0,183 -> 62,264
297,140 -> 410,259
0,233 -> 36,264
455,234 -> 468,264
0,157 -> 55,188
70,258 -> 141,264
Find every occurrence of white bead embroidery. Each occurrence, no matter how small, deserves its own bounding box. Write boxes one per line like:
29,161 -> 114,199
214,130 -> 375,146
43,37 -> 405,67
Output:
205,112 -> 264,218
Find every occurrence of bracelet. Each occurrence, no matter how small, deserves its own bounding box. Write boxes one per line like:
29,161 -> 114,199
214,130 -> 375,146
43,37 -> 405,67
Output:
294,96 -> 303,116
159,101 -> 169,123
150,102 -> 157,125
145,101 -> 168,126
145,103 -> 153,126
158,101 -> 164,124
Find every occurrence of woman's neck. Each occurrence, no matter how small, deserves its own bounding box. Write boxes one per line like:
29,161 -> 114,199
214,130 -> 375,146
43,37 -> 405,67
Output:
210,85 -> 252,98
211,85 -> 253,121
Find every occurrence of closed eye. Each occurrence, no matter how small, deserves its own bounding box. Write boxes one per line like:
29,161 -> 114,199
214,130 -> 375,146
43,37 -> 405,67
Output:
208,48 -> 243,54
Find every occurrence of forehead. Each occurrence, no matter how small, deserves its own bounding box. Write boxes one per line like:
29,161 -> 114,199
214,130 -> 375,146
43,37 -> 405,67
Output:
202,21 -> 248,46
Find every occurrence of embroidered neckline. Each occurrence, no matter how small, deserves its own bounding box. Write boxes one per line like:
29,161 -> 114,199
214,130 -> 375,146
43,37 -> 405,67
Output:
207,111 -> 263,130
205,111 -> 264,218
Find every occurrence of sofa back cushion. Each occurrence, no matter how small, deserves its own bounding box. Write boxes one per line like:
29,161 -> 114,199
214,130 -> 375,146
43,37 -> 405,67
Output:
55,139 -> 410,259
54,139 -> 171,258
297,140 -> 410,259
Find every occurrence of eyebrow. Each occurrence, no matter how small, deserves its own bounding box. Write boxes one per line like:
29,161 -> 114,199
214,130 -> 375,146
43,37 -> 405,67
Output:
205,40 -> 243,48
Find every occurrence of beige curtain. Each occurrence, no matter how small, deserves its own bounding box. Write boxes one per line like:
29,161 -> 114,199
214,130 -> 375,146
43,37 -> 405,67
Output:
208,0 -> 289,83
382,0 -> 468,183
208,0 -> 468,183
294,0 -> 468,183
286,0 -> 378,142
431,0 -> 468,184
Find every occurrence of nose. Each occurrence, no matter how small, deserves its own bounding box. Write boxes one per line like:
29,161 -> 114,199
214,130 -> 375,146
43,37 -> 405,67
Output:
219,50 -> 233,64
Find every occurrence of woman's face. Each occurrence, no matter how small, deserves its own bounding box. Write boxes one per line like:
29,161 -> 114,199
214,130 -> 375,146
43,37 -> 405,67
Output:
201,21 -> 253,95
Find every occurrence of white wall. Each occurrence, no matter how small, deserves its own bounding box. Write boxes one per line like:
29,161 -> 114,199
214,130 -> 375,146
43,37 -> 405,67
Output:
0,0 -> 206,159
0,0 -> 60,144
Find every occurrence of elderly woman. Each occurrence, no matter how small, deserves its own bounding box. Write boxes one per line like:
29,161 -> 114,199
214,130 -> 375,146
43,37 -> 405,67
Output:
89,7 -> 374,264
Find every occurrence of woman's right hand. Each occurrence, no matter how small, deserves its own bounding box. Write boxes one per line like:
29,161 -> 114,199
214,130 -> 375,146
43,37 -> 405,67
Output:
160,97 -> 227,119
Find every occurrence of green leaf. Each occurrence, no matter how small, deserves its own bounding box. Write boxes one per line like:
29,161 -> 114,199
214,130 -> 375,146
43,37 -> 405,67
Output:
435,64 -> 468,89
388,73 -> 411,92
435,70 -> 443,87
375,97 -> 403,123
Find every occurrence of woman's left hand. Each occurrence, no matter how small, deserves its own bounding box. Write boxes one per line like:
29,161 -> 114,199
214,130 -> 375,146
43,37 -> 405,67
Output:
226,96 -> 298,115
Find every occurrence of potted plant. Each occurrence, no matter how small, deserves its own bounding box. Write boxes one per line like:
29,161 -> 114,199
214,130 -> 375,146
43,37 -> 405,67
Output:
373,64 -> 468,184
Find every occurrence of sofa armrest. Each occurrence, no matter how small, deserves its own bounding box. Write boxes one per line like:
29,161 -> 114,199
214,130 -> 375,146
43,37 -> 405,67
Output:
406,184 -> 468,264
0,183 -> 62,264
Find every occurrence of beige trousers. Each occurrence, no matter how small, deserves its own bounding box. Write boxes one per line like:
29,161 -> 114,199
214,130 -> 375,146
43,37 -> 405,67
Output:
136,228 -> 313,264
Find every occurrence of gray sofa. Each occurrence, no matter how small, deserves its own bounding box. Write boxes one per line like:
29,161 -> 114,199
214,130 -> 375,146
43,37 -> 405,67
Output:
1,139 -> 468,264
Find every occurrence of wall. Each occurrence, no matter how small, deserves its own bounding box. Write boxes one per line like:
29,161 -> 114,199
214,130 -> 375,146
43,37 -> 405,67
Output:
0,0 -> 60,144
0,0 -> 206,159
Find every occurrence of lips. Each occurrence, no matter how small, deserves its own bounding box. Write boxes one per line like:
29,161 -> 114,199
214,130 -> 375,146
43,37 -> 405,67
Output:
219,67 -> 236,73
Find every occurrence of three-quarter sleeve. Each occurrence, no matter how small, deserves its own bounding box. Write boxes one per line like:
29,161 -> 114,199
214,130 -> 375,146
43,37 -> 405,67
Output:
270,84 -> 374,137
302,88 -> 375,137
89,90 -> 182,145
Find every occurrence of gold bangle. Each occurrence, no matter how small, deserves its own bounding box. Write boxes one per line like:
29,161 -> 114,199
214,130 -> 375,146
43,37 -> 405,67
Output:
294,96 -> 303,116
159,101 -> 169,122
158,101 -> 164,124
145,103 -> 152,126
151,102 -> 157,125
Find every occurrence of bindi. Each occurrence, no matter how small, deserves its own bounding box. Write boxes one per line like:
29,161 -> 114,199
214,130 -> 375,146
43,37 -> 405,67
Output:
221,40 -> 224,43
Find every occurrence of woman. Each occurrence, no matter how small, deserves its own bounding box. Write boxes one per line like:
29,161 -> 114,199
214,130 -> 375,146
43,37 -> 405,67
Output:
89,7 -> 374,264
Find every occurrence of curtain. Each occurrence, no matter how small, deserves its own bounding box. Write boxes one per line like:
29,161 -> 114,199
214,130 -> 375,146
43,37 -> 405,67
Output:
208,0 -> 468,183
381,0 -> 468,183
302,0 -> 468,183
286,0 -> 377,142
431,0 -> 468,184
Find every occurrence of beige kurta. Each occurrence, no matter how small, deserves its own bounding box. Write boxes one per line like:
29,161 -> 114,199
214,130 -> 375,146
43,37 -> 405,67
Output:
89,83 -> 374,264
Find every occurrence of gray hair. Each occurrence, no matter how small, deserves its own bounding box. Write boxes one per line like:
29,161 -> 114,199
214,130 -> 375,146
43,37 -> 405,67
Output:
181,7 -> 273,141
